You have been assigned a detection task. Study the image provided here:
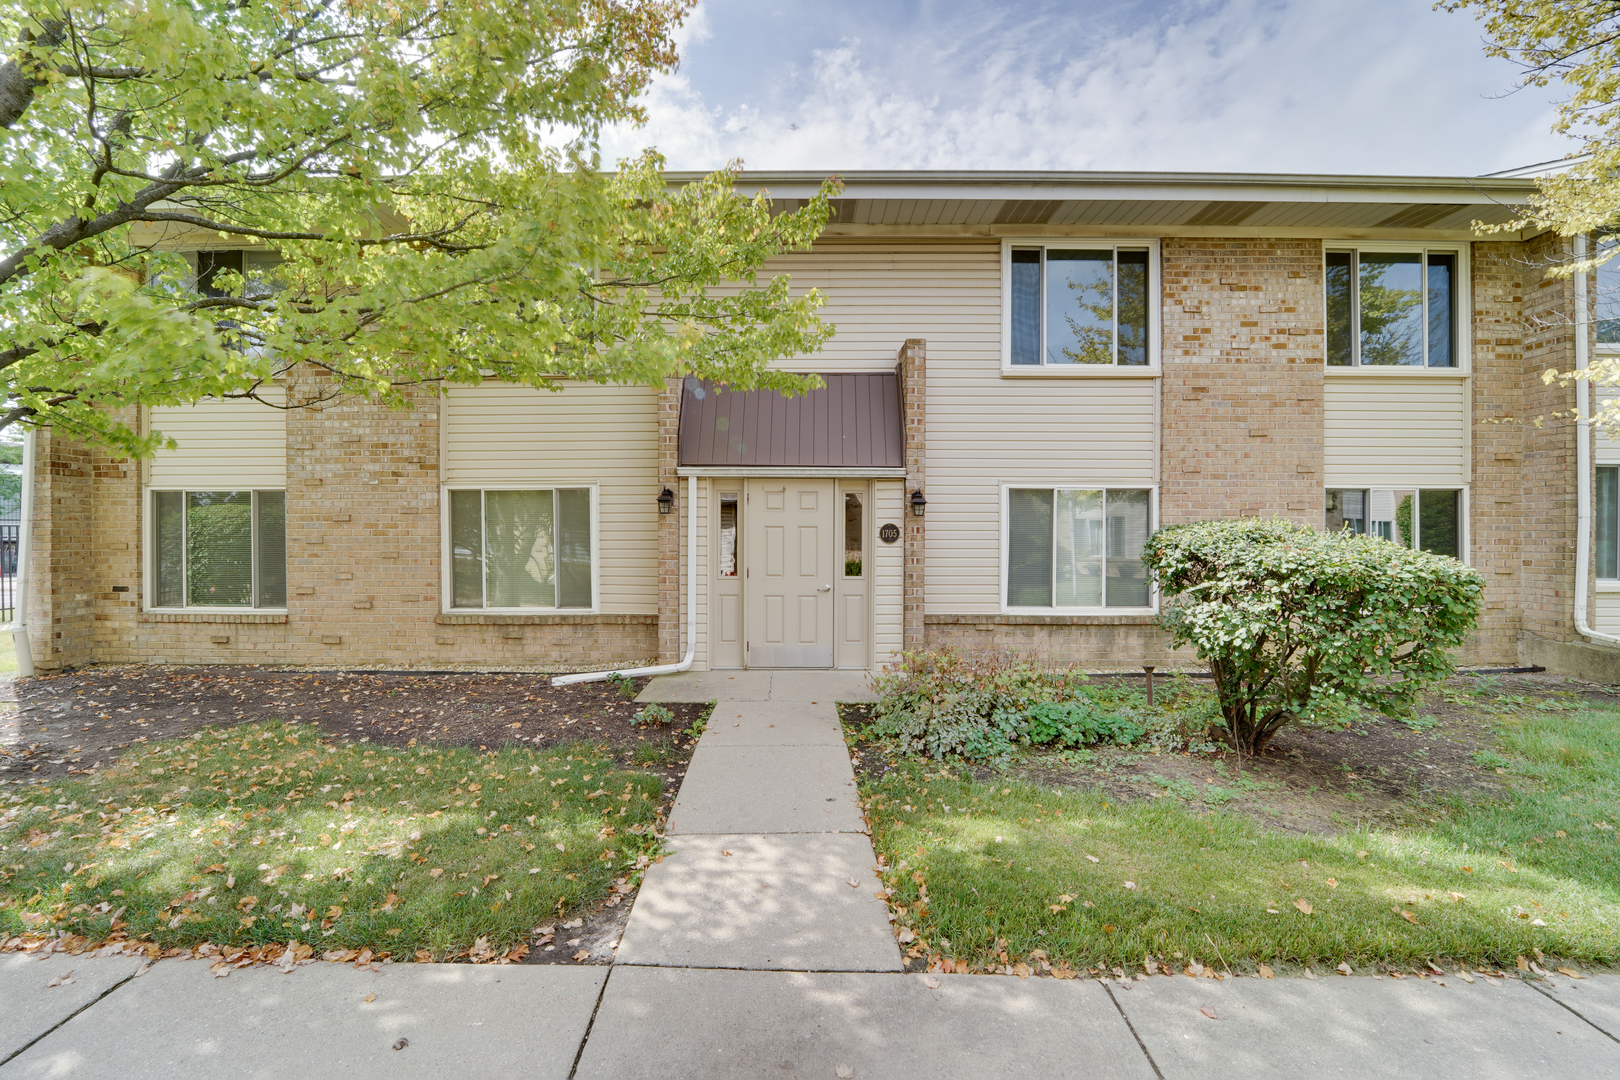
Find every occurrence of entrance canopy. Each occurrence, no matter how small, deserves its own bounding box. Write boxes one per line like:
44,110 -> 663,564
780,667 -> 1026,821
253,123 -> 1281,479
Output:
677,373 -> 903,472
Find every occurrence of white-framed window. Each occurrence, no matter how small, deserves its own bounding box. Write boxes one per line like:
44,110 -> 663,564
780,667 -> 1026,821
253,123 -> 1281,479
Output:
1598,468 -> 1620,580
1325,486 -> 1468,560
444,486 -> 597,611
1001,240 -> 1159,371
147,489 -> 287,610
1002,485 -> 1156,611
1324,245 -> 1466,370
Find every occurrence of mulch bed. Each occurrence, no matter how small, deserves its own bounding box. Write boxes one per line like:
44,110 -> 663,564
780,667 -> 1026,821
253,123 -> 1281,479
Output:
0,665 -> 705,785
842,673 -> 1601,834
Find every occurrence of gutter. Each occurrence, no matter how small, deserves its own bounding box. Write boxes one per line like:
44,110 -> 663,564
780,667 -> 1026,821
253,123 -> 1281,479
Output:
9,427 -> 34,676
551,473 -> 696,687
1573,232 -> 1620,647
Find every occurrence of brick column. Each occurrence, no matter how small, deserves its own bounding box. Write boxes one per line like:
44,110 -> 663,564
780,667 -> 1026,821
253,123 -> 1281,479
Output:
1516,233 -> 1580,646
1159,239 -> 1325,526
28,426 -> 97,670
899,339 -> 926,651
656,376 -> 683,662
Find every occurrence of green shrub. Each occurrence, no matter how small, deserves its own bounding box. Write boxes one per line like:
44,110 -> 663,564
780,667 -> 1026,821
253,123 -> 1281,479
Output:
868,648 -> 1091,763
1143,517 -> 1483,756
636,703 -> 674,727
1022,701 -> 1144,747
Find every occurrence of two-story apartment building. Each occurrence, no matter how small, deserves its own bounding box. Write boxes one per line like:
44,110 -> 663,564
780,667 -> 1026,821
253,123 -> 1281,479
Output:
21,170 -> 1615,677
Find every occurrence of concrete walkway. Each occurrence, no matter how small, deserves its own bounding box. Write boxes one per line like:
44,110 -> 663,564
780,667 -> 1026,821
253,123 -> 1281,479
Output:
616,670 -> 899,972
7,669 -> 1620,1076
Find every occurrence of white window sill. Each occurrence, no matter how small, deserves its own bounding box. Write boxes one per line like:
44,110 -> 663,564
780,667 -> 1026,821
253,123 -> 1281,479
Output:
440,609 -> 599,617
144,608 -> 288,615
1000,367 -> 1160,379
999,607 -> 1158,617
1324,367 -> 1468,378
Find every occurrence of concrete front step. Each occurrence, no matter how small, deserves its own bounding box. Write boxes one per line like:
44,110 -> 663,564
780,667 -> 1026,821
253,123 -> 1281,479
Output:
613,833 -> 902,973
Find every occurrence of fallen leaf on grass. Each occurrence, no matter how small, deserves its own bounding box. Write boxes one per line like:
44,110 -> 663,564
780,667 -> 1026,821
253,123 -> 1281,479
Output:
1199,1006 -> 1218,1020
1257,964 -> 1274,979
1085,855 -> 1099,863
1517,956 -> 1530,972
46,971 -> 74,988
428,868 -> 443,878
1458,969 -> 1475,984
1293,900 -> 1313,915
1337,963 -> 1353,976
896,928 -> 916,943
1325,878 -> 1338,889
1013,963 -> 1031,979
1399,910 -> 1418,924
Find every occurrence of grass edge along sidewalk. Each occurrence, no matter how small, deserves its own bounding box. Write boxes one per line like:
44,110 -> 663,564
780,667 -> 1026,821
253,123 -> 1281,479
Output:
857,700 -> 1620,979
0,720 -> 665,964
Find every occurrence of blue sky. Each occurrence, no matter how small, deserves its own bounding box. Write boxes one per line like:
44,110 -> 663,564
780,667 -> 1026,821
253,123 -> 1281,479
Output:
600,0 -> 1573,176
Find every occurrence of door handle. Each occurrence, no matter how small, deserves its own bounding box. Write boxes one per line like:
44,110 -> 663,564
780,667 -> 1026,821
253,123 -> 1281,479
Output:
817,585 -> 832,592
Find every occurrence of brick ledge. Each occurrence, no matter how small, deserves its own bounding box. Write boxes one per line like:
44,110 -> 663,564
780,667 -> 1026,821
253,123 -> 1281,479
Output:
435,613 -> 658,626
926,613 -> 1160,627
140,612 -> 289,625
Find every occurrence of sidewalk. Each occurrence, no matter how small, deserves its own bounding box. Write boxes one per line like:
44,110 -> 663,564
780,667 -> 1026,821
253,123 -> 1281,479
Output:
5,670 -> 1620,1077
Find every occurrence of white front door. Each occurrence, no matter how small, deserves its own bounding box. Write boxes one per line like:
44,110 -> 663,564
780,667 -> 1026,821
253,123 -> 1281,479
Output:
745,480 -> 834,667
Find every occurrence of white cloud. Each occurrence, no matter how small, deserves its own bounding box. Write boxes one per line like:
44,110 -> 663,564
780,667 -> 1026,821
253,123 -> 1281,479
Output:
603,0 -> 1570,176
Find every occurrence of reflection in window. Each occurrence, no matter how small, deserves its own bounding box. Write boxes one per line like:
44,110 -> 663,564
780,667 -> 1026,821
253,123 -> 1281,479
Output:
449,488 -> 592,608
844,493 -> 863,577
1325,487 -> 1462,559
1598,234 -> 1620,345
1325,249 -> 1456,367
1008,246 -> 1151,367
1008,487 -> 1151,608
1600,467 -> 1619,578
719,495 -> 739,578
150,489 -> 286,609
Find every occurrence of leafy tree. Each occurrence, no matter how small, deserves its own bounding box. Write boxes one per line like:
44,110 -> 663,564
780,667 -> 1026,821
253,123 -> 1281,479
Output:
0,0 -> 836,456
1143,518 -> 1483,757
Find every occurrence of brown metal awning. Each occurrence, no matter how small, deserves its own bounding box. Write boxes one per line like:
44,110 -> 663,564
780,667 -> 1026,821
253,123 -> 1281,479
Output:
677,373 -> 903,471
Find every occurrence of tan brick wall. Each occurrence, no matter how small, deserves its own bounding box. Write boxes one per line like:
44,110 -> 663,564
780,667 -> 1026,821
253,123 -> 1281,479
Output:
1468,241 -> 1530,662
1160,238 -> 1325,526
31,373 -> 655,671
1516,233 -> 1581,648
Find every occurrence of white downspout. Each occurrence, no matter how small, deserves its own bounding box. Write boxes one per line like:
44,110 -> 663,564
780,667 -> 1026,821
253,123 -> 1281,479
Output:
10,427 -> 35,676
1573,231 -> 1620,646
551,472 -> 697,686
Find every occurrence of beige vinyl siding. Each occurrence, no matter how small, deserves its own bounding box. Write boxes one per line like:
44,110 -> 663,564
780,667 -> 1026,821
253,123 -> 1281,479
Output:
873,479 -> 904,665
1323,376 -> 1468,487
738,241 -> 1158,614
442,382 -> 658,615
733,241 -> 1004,372
1598,389 -> 1620,464
146,391 -> 287,488
1596,589 -> 1620,636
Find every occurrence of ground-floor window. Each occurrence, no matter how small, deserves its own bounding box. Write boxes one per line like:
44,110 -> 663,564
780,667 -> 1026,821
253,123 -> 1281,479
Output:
1005,487 -> 1153,610
1599,467 -> 1619,579
1325,487 -> 1463,559
448,488 -> 594,609
149,490 -> 287,609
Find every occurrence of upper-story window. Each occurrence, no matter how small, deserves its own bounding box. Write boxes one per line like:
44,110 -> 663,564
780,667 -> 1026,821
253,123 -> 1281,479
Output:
1597,233 -> 1620,346
1325,247 -> 1458,368
1005,243 -> 1155,369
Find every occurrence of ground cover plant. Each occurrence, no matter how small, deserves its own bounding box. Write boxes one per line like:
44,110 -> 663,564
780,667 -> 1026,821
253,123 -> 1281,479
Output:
850,673 -> 1620,977
1144,517 -> 1483,756
0,721 -> 664,962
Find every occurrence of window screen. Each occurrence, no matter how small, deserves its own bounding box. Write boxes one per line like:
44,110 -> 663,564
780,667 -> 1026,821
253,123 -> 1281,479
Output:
448,488 -> 593,609
1009,488 -> 1152,608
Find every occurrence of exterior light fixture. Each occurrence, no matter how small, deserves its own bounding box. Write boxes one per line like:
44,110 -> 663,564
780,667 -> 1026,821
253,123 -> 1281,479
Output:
910,489 -> 927,518
657,487 -> 675,515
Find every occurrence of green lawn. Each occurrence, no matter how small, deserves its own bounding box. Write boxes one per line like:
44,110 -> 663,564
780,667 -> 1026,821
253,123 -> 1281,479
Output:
0,721 -> 663,959
860,701 -> 1620,975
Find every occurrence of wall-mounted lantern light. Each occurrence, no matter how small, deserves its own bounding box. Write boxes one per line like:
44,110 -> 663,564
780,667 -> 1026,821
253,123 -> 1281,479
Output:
910,489 -> 927,518
657,487 -> 675,515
